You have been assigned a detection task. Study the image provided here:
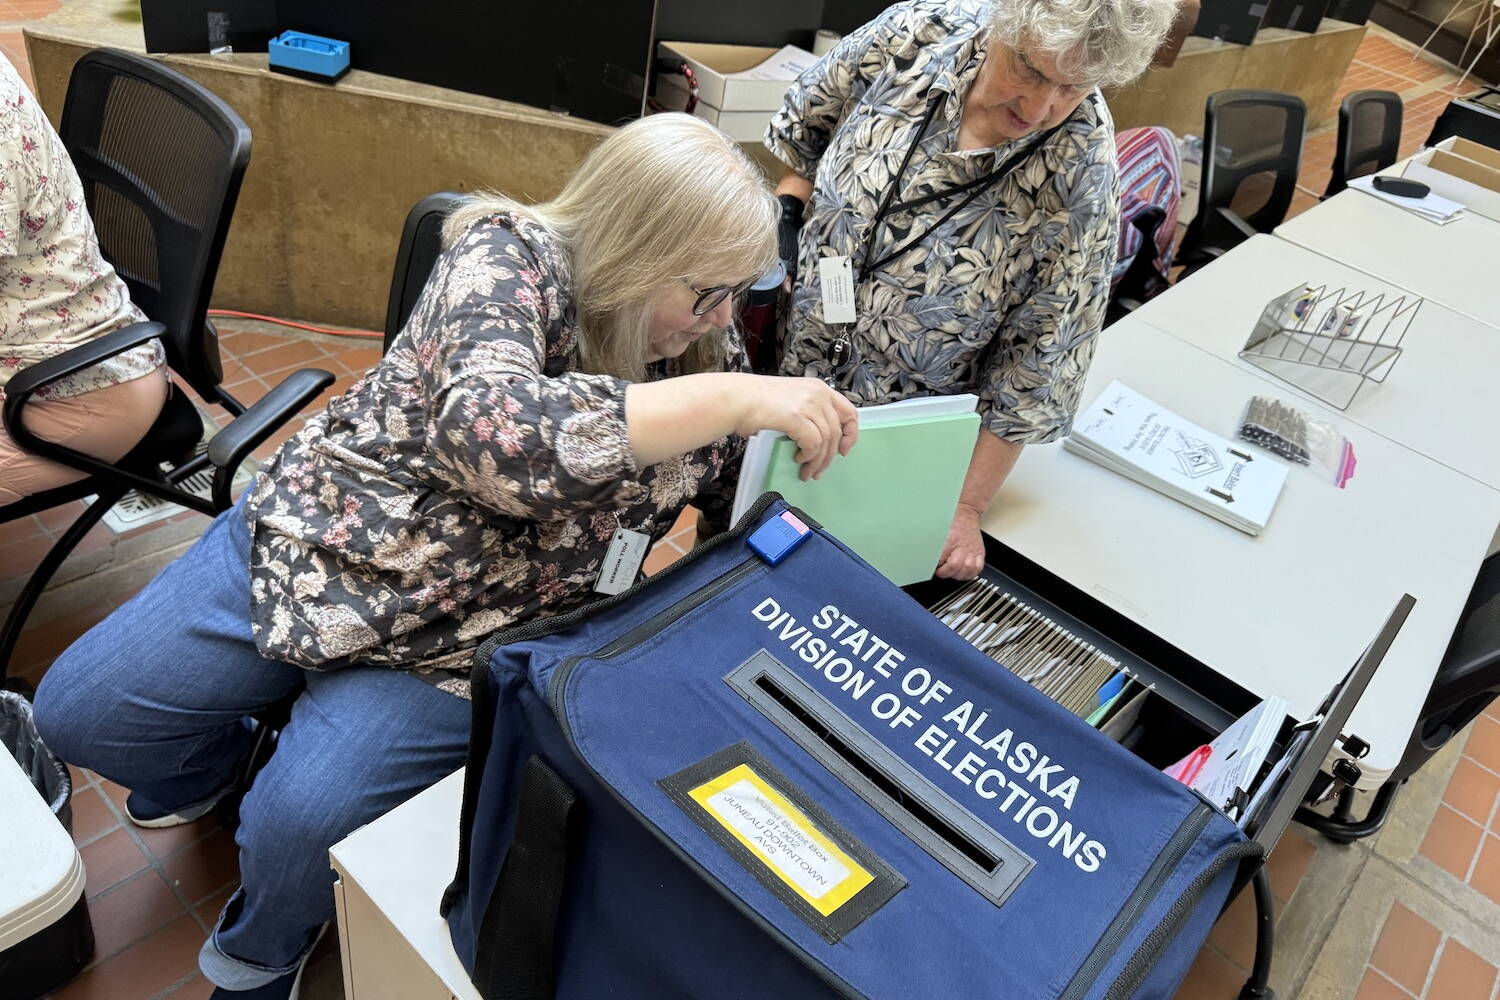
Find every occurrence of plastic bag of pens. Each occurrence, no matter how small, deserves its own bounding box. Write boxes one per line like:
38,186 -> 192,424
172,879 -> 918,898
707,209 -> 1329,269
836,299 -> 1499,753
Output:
1237,395 -> 1356,488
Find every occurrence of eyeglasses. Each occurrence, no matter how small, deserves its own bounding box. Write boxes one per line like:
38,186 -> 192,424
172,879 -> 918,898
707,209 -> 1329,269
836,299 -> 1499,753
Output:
684,277 -> 756,316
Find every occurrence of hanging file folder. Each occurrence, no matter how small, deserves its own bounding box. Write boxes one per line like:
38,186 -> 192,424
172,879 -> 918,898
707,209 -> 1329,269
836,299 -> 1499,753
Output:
731,395 -> 981,585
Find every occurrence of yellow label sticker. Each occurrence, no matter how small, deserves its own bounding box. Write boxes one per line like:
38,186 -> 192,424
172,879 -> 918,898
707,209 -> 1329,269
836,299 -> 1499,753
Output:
688,763 -> 874,916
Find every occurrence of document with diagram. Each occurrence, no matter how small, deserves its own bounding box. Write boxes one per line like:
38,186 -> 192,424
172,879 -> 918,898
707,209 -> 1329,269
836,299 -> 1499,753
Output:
1063,381 -> 1288,535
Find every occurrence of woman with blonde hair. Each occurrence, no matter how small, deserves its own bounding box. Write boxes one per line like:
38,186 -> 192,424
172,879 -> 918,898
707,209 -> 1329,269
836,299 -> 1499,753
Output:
35,112 -> 857,999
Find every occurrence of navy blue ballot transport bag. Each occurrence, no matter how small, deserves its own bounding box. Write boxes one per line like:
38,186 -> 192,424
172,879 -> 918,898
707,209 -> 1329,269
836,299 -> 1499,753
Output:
443,496 -> 1264,999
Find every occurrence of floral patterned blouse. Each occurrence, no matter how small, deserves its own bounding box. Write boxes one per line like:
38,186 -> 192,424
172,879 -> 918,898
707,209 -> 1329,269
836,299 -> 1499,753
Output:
0,55 -> 161,399
767,0 -> 1119,443
243,211 -> 744,698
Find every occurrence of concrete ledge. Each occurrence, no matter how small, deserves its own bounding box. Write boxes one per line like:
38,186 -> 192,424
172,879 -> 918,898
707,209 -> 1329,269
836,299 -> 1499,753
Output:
1104,19 -> 1367,137
26,0 -> 612,332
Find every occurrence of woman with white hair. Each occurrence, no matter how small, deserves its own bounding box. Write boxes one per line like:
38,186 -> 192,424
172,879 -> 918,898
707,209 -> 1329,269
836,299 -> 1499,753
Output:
769,0 -> 1179,580
34,113 -> 856,999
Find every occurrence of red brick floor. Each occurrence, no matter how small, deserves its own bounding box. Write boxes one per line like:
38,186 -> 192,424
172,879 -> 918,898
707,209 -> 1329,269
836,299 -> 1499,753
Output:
1359,901 -> 1500,1000
1424,715 -> 1500,896
1287,26 -> 1467,218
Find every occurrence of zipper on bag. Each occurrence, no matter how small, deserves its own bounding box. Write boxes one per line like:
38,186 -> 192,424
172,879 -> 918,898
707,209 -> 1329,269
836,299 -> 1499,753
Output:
547,555 -> 763,714
1103,838 -> 1265,1000
1059,803 -> 1213,1000
447,495 -> 787,922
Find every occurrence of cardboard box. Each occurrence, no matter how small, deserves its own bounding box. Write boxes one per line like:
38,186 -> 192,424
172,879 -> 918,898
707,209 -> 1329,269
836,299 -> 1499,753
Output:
329,771 -> 477,1000
656,41 -> 801,111
1393,136 -> 1500,222
655,75 -> 774,142
656,41 -> 813,142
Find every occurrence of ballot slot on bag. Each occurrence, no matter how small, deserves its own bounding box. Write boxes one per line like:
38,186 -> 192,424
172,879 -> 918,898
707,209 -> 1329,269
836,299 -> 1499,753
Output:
442,496 -> 1416,1000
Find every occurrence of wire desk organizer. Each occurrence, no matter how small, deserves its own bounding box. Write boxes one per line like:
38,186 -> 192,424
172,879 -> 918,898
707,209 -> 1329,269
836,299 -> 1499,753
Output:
930,579 -> 1123,717
1239,283 -> 1423,411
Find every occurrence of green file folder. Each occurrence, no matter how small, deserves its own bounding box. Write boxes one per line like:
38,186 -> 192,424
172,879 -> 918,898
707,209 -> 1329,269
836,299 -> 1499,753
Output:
760,411 -> 981,585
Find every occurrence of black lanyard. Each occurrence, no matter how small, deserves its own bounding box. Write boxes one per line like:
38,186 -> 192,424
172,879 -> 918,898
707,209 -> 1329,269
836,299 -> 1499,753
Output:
857,91 -> 1066,282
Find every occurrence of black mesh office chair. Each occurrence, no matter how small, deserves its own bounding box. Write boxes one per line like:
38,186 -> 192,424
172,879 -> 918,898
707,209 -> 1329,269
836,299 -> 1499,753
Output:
1325,91 -> 1404,198
1105,207 -> 1171,325
216,190 -> 466,828
1297,551 -> 1500,843
0,50 -> 333,688
1178,90 -> 1307,276
385,192 -> 465,353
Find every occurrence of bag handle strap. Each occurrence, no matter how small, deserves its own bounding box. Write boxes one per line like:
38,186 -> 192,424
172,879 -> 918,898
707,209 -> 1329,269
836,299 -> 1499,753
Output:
474,755 -> 578,1000
1104,840 -> 1265,999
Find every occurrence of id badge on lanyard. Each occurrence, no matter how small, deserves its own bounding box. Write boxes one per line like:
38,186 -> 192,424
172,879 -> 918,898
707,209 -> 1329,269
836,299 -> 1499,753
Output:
595,519 -> 651,595
819,257 -> 857,324
814,92 -> 1062,381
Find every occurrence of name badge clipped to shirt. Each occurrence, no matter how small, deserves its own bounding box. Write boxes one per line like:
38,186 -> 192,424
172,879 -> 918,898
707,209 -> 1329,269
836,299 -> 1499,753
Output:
595,525 -> 652,595
818,256 -> 857,324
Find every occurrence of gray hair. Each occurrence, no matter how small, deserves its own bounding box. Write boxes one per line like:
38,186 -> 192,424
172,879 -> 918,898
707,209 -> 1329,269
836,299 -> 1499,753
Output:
988,0 -> 1181,89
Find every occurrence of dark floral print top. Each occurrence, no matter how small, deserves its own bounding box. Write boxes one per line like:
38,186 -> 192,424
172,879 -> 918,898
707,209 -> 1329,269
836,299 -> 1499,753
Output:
767,0 -> 1120,443
243,211 -> 744,698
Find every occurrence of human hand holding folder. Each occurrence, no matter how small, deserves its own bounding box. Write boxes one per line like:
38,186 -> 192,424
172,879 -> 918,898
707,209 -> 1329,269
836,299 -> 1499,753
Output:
729,395 -> 981,585
626,374 -> 854,475
736,376 -> 859,481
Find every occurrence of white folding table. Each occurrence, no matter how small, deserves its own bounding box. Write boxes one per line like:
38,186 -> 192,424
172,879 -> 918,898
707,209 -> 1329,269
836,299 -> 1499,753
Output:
1274,188 -> 1500,332
1129,234 -> 1500,493
983,319 -> 1500,788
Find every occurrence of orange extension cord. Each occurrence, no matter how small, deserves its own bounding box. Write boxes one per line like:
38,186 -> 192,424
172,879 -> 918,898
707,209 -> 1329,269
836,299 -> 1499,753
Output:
207,308 -> 384,340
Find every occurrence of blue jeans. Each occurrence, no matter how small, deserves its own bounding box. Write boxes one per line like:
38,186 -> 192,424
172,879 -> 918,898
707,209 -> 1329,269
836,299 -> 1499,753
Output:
34,504 -> 472,990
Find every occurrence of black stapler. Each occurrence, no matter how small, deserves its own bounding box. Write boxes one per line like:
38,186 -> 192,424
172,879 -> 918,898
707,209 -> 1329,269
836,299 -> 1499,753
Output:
1371,176 -> 1431,199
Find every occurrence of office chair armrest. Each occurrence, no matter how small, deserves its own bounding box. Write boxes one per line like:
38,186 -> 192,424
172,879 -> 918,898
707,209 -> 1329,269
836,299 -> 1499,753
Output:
1197,209 -> 1259,261
206,367 -> 334,511
1178,208 -> 1259,279
2,321 -> 168,462
1214,206 -> 1259,241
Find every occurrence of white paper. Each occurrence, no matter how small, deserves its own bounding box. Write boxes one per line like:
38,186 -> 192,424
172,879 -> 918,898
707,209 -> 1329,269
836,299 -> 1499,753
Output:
1064,381 -> 1289,535
852,393 -> 979,425
819,256 -> 857,324
1348,175 -> 1465,224
703,779 -> 849,898
731,432 -> 778,525
1241,728 -> 1307,827
723,44 -> 819,81
1189,696 -> 1288,815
